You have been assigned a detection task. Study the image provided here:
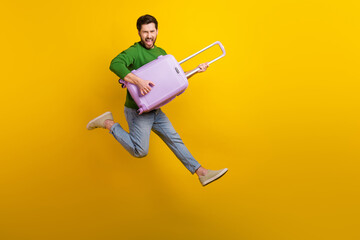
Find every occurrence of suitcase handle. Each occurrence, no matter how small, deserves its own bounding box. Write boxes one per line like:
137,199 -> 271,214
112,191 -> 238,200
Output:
179,41 -> 226,78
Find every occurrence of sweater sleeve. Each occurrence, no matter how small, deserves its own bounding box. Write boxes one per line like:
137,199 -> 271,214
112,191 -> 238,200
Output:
109,45 -> 138,79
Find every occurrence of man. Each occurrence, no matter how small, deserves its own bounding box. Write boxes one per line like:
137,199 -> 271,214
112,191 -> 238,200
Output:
87,14 -> 227,186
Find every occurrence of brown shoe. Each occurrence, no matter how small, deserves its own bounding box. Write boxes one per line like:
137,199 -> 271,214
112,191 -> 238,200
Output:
199,168 -> 228,186
86,112 -> 113,130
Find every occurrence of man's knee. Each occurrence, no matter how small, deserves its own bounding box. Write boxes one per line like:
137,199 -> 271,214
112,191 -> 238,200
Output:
133,149 -> 148,158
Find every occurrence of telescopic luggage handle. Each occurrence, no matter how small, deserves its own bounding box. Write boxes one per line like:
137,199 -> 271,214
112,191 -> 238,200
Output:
179,41 -> 226,78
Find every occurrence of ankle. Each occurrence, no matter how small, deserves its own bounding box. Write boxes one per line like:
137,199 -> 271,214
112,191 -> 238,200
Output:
196,167 -> 208,177
104,119 -> 115,130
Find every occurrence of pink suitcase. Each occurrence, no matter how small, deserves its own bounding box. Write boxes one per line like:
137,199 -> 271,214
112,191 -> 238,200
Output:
119,41 -> 226,114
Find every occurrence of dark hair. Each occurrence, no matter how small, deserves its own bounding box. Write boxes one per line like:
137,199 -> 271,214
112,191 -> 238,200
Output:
136,14 -> 158,31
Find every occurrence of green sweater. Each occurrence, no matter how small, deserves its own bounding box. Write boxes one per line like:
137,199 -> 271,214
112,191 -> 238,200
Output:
109,41 -> 167,109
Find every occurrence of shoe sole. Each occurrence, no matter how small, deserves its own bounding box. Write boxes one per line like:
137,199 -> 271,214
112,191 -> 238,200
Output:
86,112 -> 112,130
202,168 -> 228,186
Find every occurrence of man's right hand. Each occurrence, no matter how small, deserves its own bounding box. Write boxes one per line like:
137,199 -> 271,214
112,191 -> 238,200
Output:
137,79 -> 155,96
124,73 -> 155,96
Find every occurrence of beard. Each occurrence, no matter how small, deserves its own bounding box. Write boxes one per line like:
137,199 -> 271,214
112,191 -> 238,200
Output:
141,36 -> 157,49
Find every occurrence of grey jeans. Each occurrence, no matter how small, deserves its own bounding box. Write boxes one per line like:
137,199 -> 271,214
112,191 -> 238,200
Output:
110,107 -> 201,174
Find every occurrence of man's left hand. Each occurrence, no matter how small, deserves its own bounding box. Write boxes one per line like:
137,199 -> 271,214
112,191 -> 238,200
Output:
197,63 -> 209,73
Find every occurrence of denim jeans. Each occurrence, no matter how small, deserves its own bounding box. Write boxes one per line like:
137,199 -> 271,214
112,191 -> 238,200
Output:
109,107 -> 201,174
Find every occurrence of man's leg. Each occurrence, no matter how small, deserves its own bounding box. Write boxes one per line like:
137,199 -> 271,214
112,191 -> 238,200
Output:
151,109 -> 202,174
87,108 -> 228,185
88,108 -> 154,158
108,107 -> 156,158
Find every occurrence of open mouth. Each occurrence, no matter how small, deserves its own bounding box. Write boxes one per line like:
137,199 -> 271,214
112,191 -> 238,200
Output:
145,38 -> 153,45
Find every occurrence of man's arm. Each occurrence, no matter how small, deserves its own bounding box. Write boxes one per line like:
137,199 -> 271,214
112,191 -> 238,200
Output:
109,48 -> 153,96
185,62 -> 209,79
123,73 -> 154,96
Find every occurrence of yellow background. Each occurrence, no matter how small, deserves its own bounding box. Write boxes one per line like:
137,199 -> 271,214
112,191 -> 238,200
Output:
1,0 -> 359,239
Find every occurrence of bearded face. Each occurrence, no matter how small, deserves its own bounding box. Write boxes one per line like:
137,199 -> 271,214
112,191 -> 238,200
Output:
138,23 -> 158,49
